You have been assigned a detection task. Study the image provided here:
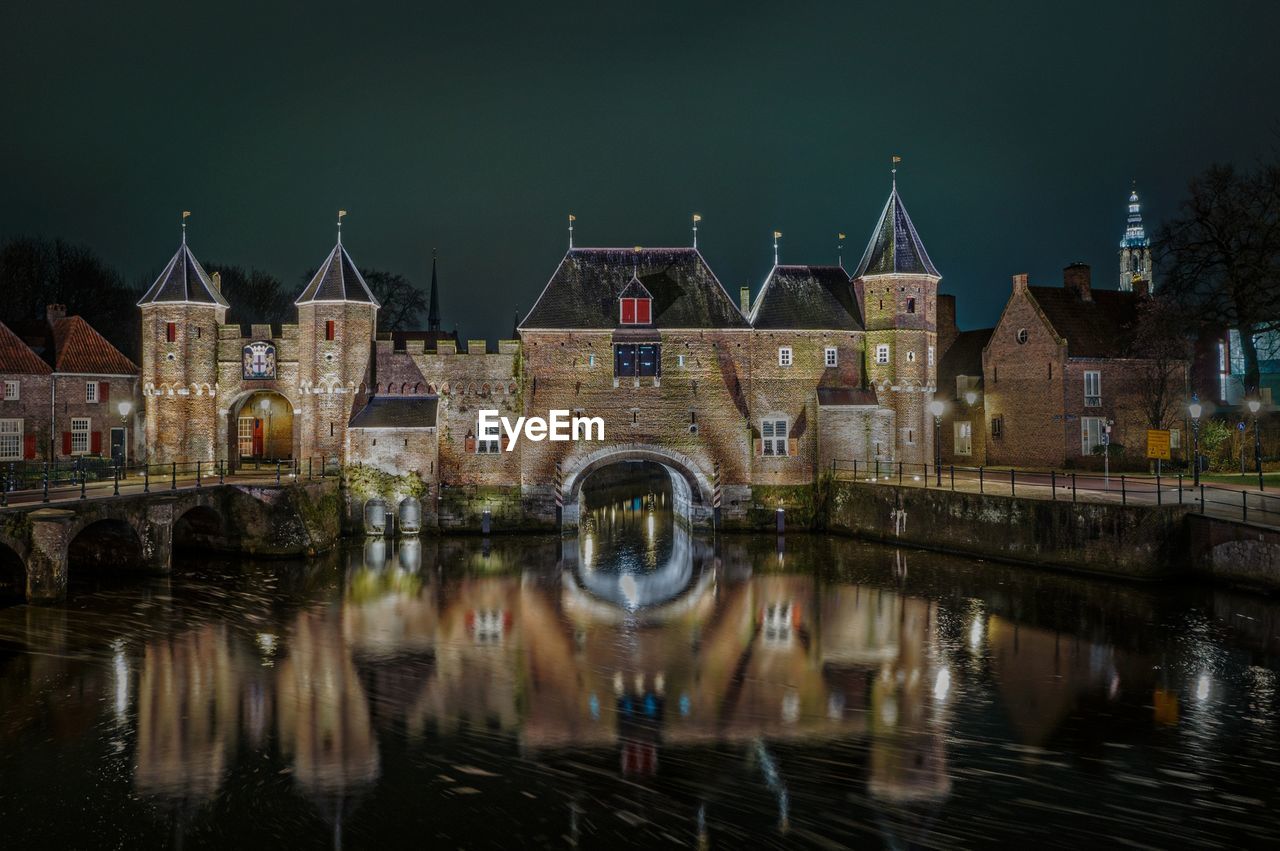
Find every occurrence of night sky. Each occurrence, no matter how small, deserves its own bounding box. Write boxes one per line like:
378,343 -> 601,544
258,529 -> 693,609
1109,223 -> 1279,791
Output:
3,1 -> 1278,340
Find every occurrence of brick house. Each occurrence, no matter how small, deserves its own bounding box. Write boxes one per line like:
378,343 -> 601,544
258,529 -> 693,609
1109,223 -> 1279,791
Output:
0,320 -> 52,462
936,321 -> 992,466
3,306 -> 141,464
982,264 -> 1187,468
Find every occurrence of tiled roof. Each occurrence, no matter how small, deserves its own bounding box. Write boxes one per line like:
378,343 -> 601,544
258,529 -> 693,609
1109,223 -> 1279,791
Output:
137,241 -> 229,307
938,328 -> 992,397
296,241 -> 381,306
349,396 -> 438,429
50,316 -> 139,375
817,386 -> 879,406
854,186 -> 940,279
520,248 -> 749,330
750,265 -> 862,330
1028,287 -> 1141,358
0,321 -> 52,374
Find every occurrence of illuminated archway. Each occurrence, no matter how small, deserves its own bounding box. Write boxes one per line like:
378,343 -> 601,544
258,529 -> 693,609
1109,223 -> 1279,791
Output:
226,390 -> 296,470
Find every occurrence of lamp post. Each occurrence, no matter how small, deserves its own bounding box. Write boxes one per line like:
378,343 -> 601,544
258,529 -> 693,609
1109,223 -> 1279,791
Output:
116,400 -> 132,468
1248,398 -> 1263,490
1189,399 -> 1203,488
928,400 -> 945,487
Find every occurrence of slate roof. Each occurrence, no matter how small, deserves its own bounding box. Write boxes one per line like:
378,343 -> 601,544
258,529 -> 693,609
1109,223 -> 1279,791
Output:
1028,287 -> 1141,358
296,241 -> 381,306
817,386 -> 879,406
348,396 -> 439,429
49,316 -> 139,375
0,321 -> 52,374
619,274 -> 653,300
854,186 -> 940,279
750,265 -> 861,330
938,328 -> 992,398
137,241 -> 229,307
519,248 -> 749,330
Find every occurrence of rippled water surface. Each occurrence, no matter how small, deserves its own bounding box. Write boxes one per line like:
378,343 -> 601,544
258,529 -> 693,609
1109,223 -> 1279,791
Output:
1,480 -> 1279,848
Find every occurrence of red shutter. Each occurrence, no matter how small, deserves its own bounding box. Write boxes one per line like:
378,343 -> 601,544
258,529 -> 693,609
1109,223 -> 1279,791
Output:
23,434 -> 35,460
100,382 -> 110,403
166,322 -> 176,342
91,432 -> 102,455
620,298 -> 636,324
637,298 -> 651,324
326,320 -> 336,341
62,432 -> 72,455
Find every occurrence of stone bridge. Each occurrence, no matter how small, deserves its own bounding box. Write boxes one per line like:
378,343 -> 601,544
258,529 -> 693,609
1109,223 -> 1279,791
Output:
0,480 -> 341,604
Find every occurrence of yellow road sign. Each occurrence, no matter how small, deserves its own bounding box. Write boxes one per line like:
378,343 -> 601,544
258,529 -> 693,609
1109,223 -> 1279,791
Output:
1146,429 -> 1171,461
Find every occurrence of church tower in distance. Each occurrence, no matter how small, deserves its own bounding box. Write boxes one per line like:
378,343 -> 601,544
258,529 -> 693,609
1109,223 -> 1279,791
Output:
1119,184 -> 1153,291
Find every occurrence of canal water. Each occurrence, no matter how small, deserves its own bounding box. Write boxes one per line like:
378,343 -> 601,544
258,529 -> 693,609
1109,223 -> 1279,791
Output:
1,471 -> 1279,848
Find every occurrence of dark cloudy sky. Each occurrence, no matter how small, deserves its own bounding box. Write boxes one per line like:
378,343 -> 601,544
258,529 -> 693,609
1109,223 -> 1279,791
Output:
2,1 -> 1277,338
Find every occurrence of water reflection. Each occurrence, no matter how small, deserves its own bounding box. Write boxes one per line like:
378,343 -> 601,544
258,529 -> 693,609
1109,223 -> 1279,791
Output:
1,517 -> 1279,844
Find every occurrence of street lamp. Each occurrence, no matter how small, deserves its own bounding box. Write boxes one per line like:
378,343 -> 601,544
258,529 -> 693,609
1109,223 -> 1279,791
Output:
964,390 -> 978,406
1189,398 -> 1202,488
928,400 -> 945,487
1248,398 -> 1263,491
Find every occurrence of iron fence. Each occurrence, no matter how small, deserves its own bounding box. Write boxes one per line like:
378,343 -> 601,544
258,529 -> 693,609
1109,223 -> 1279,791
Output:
830,458 -> 1280,527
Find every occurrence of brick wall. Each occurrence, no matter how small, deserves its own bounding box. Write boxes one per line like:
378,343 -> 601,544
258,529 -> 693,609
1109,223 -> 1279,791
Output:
0,374 -> 51,461
51,374 -> 140,461
141,303 -> 224,464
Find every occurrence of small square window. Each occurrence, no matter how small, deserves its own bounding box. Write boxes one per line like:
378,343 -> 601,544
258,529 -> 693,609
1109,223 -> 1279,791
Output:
906,297 -> 916,314
778,347 -> 792,367
824,347 -> 838,367
876,344 -> 890,364
85,382 -> 98,403
3,380 -> 19,401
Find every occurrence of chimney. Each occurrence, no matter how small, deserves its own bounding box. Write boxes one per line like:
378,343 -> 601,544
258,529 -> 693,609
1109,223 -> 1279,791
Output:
1063,263 -> 1092,301
211,271 -> 221,293
1012,273 -> 1028,294
1133,279 -> 1150,299
740,286 -> 751,315
936,293 -> 958,354
46,304 -> 66,326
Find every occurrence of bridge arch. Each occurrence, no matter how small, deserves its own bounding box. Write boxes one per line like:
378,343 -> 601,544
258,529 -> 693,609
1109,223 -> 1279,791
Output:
67,517 -> 144,579
174,504 -> 226,551
560,444 -> 714,532
0,538 -> 26,604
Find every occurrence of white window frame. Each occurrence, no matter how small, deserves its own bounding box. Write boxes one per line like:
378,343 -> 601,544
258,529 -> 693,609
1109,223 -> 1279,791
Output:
677,354 -> 686,368
1170,428 -> 1181,449
71,417 -> 91,455
1084,371 -> 1101,407
761,417 -> 788,456
778,347 -> 793,367
954,421 -> 972,456
85,381 -> 98,403
237,416 -> 254,457
875,344 -> 890,365
0,419 -> 21,460
927,346 -> 935,367
824,347 -> 838,367
3,380 -> 19,401
477,418 -> 501,454
1081,416 -> 1104,455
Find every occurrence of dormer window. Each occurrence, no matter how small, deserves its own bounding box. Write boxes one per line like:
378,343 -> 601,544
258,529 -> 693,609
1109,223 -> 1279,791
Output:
619,274 -> 653,325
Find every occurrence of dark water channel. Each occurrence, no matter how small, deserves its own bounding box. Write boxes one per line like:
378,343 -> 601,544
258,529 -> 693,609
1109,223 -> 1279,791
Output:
1,467 -> 1279,847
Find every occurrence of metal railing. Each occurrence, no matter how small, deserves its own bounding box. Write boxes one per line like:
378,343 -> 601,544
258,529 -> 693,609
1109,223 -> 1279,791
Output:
0,456 -> 342,507
830,458 -> 1280,527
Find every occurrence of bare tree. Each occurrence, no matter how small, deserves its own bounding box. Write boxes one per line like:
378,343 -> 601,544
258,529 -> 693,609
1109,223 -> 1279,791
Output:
361,269 -> 428,332
1129,295 -> 1192,431
1157,160 -> 1280,394
205,264 -> 292,327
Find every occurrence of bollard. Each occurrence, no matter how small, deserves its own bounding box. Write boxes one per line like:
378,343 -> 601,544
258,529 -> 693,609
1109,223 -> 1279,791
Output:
144,464 -> 150,493
196,461 -> 202,488
481,508 -> 491,535
776,506 -> 785,534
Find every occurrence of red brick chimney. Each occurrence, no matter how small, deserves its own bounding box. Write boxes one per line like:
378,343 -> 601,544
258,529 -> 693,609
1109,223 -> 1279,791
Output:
936,293 -> 958,354
1012,273 -> 1029,293
1063,263 -> 1092,301
45,304 -> 67,326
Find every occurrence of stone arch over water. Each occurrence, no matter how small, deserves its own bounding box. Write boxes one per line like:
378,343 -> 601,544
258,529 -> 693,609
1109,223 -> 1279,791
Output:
559,444 -> 714,532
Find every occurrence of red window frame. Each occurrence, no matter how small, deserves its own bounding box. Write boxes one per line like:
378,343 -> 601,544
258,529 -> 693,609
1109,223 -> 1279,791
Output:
620,297 -> 651,325
166,322 -> 176,342
325,320 -> 336,341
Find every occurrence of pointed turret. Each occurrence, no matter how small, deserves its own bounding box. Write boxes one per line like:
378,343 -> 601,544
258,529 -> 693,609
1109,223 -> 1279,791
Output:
853,184 -> 940,280
295,241 -> 381,306
427,249 -> 441,331
137,237 -> 229,307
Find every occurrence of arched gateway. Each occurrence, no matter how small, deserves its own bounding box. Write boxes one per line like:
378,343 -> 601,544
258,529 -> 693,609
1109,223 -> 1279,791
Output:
559,443 -> 715,532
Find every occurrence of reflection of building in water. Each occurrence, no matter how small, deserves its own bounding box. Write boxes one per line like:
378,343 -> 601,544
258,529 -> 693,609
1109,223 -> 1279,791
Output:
276,608 -> 380,798
135,624 -> 245,802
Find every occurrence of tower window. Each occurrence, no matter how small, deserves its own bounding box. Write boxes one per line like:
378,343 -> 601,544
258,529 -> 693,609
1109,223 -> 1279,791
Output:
778,347 -> 792,367
875,344 -> 890,364
166,322 -> 176,342
906,298 -> 916,314
824,347 -> 838,367
1016,328 -> 1029,344
325,320 -> 336,341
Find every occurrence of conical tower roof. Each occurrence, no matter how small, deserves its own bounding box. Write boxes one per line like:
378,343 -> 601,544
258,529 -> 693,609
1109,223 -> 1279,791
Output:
295,241 -> 381,306
853,185 -> 940,279
137,238 -> 229,307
